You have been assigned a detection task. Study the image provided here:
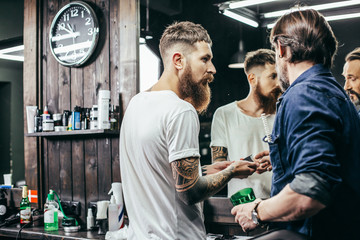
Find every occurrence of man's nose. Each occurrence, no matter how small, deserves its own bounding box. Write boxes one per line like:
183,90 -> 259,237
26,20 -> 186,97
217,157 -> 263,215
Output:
208,62 -> 216,75
344,80 -> 351,90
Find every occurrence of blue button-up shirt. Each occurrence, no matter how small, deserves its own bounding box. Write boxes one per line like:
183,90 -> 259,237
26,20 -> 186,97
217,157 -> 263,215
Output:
269,64 -> 360,239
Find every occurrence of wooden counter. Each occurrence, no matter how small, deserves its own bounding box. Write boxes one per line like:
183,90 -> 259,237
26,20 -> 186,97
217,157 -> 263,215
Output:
0,226 -> 105,240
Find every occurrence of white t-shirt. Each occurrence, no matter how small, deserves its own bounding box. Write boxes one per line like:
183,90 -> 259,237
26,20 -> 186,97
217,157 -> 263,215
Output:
120,90 -> 206,240
210,101 -> 274,199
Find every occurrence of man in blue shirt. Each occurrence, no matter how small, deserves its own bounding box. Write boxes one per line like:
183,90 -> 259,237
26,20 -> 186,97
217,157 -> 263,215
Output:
343,47 -> 360,117
231,9 -> 360,240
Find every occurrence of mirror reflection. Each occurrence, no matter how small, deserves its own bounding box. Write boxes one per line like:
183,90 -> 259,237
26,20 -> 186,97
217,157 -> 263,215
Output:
139,0 -> 360,197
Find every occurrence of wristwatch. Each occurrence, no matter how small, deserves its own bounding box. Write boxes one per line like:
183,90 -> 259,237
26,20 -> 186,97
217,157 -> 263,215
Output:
251,198 -> 263,226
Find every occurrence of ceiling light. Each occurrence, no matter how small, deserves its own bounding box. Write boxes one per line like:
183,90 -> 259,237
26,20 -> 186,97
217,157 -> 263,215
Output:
325,12 -> 360,21
228,63 -> 244,69
0,45 -> 24,54
229,0 -> 280,9
228,40 -> 246,69
267,11 -> 360,29
0,45 -> 24,62
264,0 -> 360,18
223,10 -> 259,28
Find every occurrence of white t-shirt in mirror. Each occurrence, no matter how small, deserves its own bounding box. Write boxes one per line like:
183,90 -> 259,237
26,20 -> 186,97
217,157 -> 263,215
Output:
210,101 -> 274,199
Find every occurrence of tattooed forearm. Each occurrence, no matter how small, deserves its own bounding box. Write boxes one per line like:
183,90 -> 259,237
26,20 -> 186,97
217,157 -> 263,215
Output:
211,146 -> 228,163
171,157 -> 234,205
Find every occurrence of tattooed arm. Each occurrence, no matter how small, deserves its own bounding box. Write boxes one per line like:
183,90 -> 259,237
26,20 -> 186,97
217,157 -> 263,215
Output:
211,146 -> 228,163
171,157 -> 257,205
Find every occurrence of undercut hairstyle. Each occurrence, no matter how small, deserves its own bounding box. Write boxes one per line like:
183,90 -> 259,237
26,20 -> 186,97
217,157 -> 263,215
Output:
244,49 -> 275,75
159,21 -> 212,62
270,9 -> 338,68
345,47 -> 360,62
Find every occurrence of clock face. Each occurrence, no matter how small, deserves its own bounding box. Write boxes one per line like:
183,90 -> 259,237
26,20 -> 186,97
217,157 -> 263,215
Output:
49,1 -> 99,67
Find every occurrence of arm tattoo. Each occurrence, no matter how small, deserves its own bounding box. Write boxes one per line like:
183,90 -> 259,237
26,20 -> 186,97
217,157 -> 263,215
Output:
171,157 -> 234,205
171,157 -> 199,192
211,146 -> 228,163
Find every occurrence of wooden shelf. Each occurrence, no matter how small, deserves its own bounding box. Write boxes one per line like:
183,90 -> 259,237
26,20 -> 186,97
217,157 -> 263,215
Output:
25,129 -> 119,138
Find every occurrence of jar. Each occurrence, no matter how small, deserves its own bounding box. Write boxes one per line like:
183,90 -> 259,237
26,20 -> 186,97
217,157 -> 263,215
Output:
53,113 -> 62,127
90,105 -> 98,119
43,120 -> 54,132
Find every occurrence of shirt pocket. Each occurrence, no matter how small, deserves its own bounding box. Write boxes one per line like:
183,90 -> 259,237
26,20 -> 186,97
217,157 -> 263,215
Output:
269,136 -> 285,182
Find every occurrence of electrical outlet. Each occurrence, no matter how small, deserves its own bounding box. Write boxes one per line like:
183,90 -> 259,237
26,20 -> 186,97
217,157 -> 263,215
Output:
88,202 -> 97,217
60,200 -> 81,216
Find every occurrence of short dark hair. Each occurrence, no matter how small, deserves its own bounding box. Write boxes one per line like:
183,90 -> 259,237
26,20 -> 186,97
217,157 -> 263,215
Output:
270,9 -> 338,68
345,47 -> 360,62
244,49 -> 275,75
159,21 -> 212,61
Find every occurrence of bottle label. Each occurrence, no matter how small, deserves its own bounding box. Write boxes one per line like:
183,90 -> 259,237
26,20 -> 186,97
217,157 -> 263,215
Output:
44,209 -> 54,223
20,207 -> 31,223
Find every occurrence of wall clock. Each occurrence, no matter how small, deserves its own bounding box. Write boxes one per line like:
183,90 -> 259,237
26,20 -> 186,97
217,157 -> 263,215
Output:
49,1 -> 99,67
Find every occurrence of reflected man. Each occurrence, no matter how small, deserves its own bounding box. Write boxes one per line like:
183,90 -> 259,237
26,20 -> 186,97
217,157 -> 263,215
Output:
231,9 -> 360,239
210,49 -> 281,199
343,47 -> 360,117
120,21 -> 258,240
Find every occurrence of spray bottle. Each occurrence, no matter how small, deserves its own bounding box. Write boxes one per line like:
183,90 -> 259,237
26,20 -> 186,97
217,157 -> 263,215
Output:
108,182 -> 124,230
44,190 -> 59,231
108,195 -> 119,231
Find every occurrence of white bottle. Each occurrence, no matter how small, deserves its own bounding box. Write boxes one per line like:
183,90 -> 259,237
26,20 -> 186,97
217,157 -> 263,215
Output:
97,90 -> 110,129
87,208 -> 94,230
108,195 -> 119,231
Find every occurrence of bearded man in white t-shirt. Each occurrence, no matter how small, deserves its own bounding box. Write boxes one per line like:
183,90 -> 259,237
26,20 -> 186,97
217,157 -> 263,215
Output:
119,21 -> 259,240
210,49 -> 282,199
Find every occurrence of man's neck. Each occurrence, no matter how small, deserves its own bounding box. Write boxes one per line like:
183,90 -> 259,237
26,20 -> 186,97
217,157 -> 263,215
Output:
151,71 -> 180,96
237,97 -> 267,117
288,61 -> 315,85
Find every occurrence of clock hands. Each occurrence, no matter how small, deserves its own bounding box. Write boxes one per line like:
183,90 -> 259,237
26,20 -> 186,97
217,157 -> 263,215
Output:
67,24 -> 77,59
58,24 -> 80,38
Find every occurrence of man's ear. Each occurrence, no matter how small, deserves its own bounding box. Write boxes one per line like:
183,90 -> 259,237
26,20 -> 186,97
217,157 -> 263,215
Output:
277,40 -> 286,58
172,52 -> 184,70
248,73 -> 257,87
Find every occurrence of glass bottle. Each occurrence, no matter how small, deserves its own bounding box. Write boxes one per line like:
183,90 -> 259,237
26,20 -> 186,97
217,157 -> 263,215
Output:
44,190 -> 59,231
20,185 -> 31,226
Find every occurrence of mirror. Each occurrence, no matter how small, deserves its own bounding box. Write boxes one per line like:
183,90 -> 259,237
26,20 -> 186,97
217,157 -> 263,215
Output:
139,0 -> 360,170
0,0 -> 24,186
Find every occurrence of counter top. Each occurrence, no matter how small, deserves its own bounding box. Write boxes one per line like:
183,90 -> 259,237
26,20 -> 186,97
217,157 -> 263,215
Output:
0,225 -> 105,240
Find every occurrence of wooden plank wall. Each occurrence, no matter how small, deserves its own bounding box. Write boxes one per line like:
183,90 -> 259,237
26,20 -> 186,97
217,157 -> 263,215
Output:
23,0 -> 139,226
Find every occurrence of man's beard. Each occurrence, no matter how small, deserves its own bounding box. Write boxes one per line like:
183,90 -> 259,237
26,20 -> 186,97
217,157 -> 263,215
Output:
178,65 -> 213,114
254,84 -> 282,114
347,89 -> 360,109
276,62 -> 290,92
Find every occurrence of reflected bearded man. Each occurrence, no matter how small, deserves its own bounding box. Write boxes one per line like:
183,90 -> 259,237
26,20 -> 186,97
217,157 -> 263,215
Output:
343,47 -> 360,117
231,9 -> 360,240
209,49 -> 281,201
119,21 -> 258,240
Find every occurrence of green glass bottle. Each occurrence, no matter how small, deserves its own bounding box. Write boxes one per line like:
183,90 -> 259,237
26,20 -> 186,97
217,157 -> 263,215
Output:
20,185 -> 31,226
44,190 -> 59,231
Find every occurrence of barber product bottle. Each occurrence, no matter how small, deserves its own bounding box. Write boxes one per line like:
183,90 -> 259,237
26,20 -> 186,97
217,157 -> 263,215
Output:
44,190 -> 59,231
20,185 -> 31,226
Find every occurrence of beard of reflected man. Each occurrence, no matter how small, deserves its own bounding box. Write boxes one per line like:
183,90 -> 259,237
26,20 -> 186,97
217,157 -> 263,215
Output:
254,84 -> 282,115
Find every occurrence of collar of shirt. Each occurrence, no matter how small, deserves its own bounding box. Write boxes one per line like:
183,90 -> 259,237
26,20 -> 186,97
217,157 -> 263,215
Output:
278,64 -> 330,102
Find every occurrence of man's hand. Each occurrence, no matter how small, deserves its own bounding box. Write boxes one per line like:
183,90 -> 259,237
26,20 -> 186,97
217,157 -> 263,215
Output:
231,160 -> 258,179
254,150 -> 272,174
231,201 -> 258,232
202,161 -> 232,175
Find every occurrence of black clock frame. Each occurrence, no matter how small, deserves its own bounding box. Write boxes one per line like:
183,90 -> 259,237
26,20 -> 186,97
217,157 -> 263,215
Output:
49,1 -> 99,67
